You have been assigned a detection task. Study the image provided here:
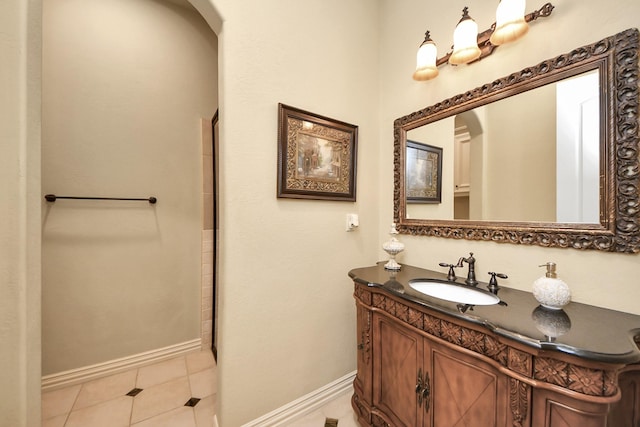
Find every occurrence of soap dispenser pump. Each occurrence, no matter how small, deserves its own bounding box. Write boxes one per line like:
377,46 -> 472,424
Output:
532,262 -> 571,310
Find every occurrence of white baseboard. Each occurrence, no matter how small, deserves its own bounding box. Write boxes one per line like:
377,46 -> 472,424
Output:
241,371 -> 356,427
41,338 -> 202,392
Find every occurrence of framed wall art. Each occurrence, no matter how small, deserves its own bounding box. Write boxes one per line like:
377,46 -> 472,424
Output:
406,140 -> 442,203
277,103 -> 358,201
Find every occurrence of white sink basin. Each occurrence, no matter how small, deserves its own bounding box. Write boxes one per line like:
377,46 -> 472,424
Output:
409,280 -> 500,306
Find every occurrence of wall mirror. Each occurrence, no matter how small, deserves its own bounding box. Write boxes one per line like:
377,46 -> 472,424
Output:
394,28 -> 640,253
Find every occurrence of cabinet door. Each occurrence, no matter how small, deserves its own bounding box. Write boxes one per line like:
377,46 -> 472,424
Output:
426,340 -> 509,427
532,388 -> 609,427
373,313 -> 423,427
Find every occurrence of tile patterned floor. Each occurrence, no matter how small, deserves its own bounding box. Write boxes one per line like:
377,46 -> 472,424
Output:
281,390 -> 360,427
41,350 -> 216,427
42,349 -> 359,427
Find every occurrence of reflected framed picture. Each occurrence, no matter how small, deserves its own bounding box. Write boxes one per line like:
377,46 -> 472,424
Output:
406,140 -> 442,203
277,103 -> 358,201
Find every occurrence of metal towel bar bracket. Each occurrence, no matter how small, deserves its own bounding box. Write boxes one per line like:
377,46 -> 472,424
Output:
44,194 -> 157,204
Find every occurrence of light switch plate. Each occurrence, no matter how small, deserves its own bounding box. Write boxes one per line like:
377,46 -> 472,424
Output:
346,213 -> 359,231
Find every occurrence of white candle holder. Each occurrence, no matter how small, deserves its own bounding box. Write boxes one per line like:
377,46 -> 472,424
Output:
382,223 -> 405,270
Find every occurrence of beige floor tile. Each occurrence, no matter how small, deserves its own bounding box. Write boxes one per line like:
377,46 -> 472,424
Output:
321,391 -> 355,420
329,391 -> 359,427
42,350 -> 217,427
131,376 -> 192,423
188,367 -> 216,398
185,350 -> 216,374
42,413 -> 67,427
280,389 -> 357,427
73,369 -> 137,410
337,412 -> 361,427
131,406 -> 196,427
42,384 -> 81,419
136,357 -> 187,389
283,408 -> 326,427
65,396 -> 133,427
194,394 -> 216,427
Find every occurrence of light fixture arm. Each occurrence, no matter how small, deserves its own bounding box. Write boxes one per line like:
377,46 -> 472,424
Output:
435,2 -> 554,67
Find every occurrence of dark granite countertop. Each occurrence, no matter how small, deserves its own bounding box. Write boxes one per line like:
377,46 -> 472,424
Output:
349,263 -> 640,365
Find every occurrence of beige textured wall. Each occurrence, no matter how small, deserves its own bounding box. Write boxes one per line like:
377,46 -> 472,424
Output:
209,1 -> 381,425
41,0 -> 218,374
0,1 -> 42,425
379,0 -> 640,315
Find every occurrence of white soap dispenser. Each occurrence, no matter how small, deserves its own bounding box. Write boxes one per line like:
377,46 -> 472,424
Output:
532,262 -> 571,310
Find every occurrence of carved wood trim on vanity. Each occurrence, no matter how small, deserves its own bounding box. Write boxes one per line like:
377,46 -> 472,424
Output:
371,414 -> 388,427
355,285 -> 620,398
352,392 -> 368,422
509,378 -> 529,427
359,310 -> 371,365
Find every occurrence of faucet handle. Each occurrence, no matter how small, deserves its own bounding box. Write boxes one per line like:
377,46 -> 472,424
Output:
439,262 -> 459,281
487,272 -> 508,293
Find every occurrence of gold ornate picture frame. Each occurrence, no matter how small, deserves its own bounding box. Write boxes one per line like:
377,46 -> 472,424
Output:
277,103 -> 358,201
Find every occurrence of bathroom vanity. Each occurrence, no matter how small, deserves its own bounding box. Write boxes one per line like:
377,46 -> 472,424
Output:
349,263 -> 640,427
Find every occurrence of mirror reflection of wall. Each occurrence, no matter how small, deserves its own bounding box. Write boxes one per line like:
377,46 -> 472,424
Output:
484,82 -> 557,222
406,69 -> 600,225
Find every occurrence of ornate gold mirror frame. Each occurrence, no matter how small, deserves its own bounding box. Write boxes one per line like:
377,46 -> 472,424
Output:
394,28 -> 640,253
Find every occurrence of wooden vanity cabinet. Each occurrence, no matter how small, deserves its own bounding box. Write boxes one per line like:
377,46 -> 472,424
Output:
372,313 -> 509,426
351,279 -> 639,427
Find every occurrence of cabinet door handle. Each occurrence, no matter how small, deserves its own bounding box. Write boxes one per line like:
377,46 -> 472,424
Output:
416,369 -> 431,412
422,371 -> 430,413
416,368 -> 424,407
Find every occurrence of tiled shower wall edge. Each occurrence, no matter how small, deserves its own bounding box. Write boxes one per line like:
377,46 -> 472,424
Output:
201,118 -> 214,351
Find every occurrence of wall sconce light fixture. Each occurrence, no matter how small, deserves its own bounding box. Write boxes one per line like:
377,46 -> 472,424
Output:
449,7 -> 482,65
413,1 -> 555,81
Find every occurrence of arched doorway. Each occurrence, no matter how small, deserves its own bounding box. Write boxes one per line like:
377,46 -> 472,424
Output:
40,0 -> 221,423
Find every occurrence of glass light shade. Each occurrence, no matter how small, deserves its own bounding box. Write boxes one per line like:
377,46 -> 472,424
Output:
449,8 -> 482,65
413,35 -> 439,81
490,0 -> 529,45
